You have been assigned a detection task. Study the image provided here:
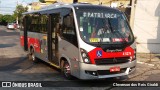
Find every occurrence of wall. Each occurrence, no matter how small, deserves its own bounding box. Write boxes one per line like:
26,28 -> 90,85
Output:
134,0 -> 160,53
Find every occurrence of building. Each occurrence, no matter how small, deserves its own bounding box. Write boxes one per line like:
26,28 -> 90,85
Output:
28,2 -> 41,11
133,0 -> 160,53
27,0 -> 57,11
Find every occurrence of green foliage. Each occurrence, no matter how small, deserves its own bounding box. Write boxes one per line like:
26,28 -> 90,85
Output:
0,14 -> 16,24
2,15 -> 15,23
0,4 -> 27,24
14,5 -> 28,23
0,14 -> 3,22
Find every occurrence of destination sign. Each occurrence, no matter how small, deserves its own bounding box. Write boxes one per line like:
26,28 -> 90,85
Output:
83,12 -> 117,18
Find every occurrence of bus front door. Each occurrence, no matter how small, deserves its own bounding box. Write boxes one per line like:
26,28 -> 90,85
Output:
48,13 -> 60,65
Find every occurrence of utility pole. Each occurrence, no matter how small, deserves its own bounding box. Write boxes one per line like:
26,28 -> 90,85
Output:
130,0 -> 136,30
16,0 -> 18,25
73,0 -> 78,3
0,0 -> 1,12
98,0 -> 102,5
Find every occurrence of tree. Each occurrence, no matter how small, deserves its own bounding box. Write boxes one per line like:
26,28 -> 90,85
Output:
0,14 -> 3,22
14,5 -> 28,24
2,15 -> 15,23
0,15 -> 16,25
39,0 -> 45,3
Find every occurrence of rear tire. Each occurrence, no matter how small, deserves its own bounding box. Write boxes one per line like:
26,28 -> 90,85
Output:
28,48 -> 38,63
61,60 -> 73,80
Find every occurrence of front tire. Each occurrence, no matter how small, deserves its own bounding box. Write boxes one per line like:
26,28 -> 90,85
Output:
61,60 -> 73,80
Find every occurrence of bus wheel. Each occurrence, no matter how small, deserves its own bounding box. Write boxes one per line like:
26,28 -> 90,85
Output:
28,48 -> 38,63
62,60 -> 73,80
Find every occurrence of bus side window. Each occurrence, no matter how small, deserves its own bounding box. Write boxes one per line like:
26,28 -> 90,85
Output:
40,15 -> 48,34
61,9 -> 78,47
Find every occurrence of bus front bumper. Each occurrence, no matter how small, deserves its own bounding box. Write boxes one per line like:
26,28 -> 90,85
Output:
79,60 -> 136,80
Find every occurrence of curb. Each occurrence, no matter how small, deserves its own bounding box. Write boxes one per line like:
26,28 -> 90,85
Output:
137,61 -> 155,67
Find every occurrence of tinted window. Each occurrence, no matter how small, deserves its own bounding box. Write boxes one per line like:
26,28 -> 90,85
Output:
23,14 -> 48,34
61,9 -> 78,47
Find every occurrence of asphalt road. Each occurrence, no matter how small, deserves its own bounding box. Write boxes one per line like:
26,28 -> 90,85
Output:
0,26 -> 160,90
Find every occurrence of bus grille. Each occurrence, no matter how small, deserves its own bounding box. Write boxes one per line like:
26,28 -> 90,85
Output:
97,68 -> 126,75
95,57 -> 130,65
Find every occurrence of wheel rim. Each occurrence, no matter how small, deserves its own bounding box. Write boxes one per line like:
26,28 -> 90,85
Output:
32,54 -> 35,61
30,49 -> 35,61
64,63 -> 71,77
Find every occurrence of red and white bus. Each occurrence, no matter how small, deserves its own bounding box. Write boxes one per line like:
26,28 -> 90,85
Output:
20,3 -> 136,79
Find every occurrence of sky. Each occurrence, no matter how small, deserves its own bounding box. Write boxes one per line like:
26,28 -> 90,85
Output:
0,0 -> 38,15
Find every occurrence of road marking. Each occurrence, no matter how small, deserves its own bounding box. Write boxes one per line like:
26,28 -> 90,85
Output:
137,61 -> 155,67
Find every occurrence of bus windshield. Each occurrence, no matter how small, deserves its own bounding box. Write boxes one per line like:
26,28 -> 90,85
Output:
75,8 -> 134,46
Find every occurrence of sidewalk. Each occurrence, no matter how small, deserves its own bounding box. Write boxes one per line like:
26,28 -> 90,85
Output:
137,53 -> 160,68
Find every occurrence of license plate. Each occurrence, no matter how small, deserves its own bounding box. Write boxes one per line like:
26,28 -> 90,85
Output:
110,66 -> 120,72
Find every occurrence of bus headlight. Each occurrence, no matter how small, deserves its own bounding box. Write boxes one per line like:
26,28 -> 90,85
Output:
80,48 -> 91,64
82,53 -> 87,57
84,58 -> 90,63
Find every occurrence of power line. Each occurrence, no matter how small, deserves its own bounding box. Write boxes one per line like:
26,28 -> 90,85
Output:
20,0 -> 25,5
0,10 -> 13,12
0,7 -> 15,8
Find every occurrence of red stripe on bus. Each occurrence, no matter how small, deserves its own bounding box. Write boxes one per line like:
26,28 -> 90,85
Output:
20,36 -> 41,53
88,46 -> 134,64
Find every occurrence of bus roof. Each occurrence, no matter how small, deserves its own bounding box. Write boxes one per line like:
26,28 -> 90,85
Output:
23,3 -> 121,15
73,4 -> 120,12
